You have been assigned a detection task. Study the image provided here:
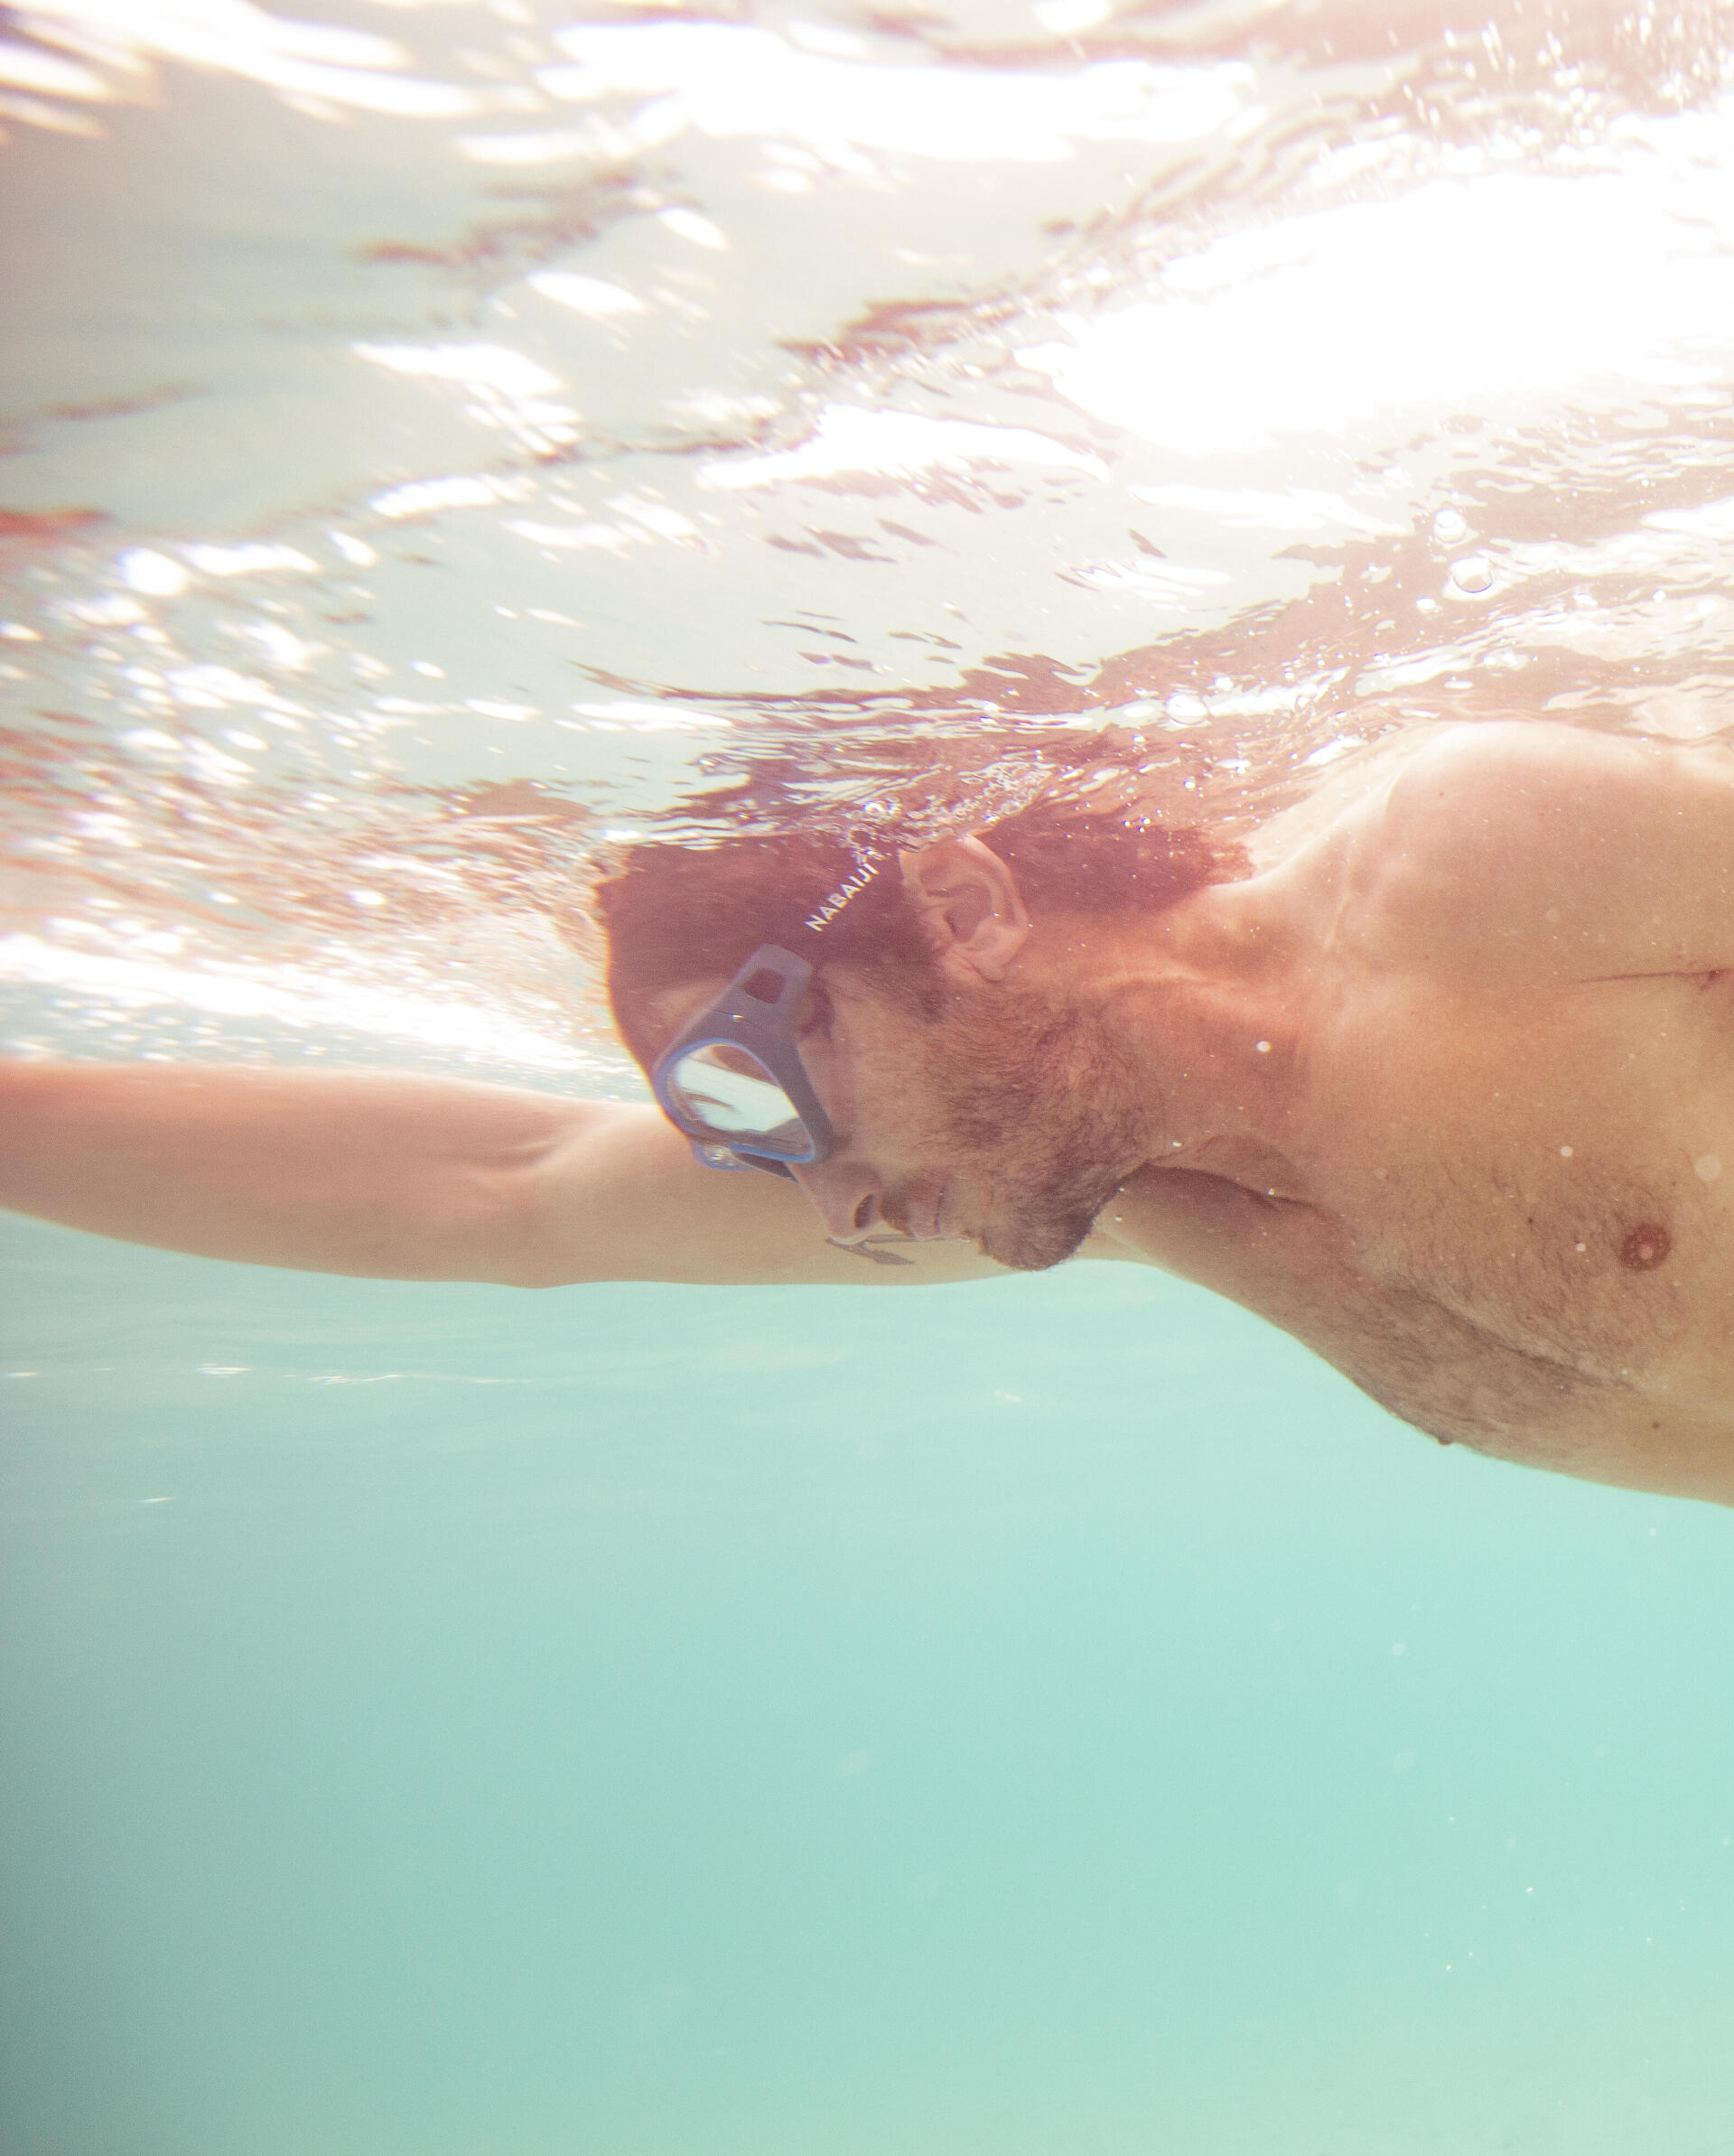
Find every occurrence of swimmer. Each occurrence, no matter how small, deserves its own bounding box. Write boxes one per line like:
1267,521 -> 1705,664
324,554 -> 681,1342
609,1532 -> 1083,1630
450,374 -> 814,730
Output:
8,719 -> 1734,1505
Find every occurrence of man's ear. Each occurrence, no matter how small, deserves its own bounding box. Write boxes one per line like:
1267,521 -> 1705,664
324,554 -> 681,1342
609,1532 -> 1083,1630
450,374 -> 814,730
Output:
899,835 -> 1030,982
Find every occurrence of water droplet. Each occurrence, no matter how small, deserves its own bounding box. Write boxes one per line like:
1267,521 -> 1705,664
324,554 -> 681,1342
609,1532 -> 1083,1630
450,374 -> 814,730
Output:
1254,1039 -> 1272,1053
1450,554 -> 1494,595
1559,1144 -> 1573,1158
1431,506 -> 1469,545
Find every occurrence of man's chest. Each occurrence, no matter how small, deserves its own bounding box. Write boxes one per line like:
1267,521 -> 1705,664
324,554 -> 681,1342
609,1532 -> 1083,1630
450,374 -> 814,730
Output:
1293,973 -> 1734,1390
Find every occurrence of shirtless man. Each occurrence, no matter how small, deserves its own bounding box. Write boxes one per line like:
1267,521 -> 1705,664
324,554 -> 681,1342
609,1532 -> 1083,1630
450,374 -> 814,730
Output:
5,719 -> 1734,1505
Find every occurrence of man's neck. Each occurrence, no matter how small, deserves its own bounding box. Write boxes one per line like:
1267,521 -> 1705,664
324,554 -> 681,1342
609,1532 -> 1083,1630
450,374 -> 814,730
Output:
1014,878 -> 1316,1178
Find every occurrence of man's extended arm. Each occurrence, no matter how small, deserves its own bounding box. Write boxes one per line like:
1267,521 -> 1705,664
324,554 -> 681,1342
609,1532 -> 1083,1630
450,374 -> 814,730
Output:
0,1059 -> 1002,1288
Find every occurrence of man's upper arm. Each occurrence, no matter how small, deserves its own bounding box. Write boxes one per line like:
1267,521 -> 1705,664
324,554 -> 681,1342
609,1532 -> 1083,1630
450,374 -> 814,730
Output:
1369,722 -> 1734,983
512,1104 -> 1007,1288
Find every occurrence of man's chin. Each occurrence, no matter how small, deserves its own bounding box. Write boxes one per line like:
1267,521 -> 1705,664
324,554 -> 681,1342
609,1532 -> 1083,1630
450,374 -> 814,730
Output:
973,1158 -> 1136,1272
976,1208 -> 1100,1274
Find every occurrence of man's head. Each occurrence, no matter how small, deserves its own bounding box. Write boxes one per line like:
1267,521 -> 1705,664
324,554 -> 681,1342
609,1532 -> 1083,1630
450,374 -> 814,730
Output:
599,803 -> 1243,1269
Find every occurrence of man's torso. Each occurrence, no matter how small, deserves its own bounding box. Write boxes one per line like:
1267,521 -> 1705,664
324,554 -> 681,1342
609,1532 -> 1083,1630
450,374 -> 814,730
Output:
1099,727 -> 1734,1498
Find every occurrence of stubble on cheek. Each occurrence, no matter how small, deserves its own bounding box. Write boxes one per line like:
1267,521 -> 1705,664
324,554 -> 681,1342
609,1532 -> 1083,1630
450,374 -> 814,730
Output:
884,985 -> 1149,1273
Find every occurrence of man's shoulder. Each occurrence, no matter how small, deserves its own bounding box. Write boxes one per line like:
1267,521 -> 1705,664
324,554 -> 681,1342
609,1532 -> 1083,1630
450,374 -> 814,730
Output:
1371,717 -> 1734,864
1291,720 -> 1734,985
1262,717 -> 1726,872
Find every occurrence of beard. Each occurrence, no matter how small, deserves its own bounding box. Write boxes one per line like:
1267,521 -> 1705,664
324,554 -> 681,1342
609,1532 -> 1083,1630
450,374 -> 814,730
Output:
876,975 -> 1152,1273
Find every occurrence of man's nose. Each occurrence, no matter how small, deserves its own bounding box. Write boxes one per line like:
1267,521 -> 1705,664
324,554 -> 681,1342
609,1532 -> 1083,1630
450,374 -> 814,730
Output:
789,1162 -> 881,1242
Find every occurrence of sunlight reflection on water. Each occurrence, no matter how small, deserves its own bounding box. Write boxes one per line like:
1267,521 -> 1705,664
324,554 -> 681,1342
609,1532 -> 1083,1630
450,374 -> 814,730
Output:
3,0 -> 1733,1081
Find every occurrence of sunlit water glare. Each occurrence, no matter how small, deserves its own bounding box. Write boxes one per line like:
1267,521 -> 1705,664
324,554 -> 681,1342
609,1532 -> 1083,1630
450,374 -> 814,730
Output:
5,0 -> 1734,1078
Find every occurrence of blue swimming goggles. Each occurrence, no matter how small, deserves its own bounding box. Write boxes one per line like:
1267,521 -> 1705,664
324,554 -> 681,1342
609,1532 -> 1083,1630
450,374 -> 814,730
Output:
648,850 -> 885,1178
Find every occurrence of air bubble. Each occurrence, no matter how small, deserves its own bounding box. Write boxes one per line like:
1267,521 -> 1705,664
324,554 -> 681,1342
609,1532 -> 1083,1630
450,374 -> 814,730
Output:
1450,555 -> 1494,595
1431,507 -> 1469,545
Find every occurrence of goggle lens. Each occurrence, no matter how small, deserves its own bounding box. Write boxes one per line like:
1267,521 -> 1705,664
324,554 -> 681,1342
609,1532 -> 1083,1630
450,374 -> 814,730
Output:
667,1041 -> 808,1153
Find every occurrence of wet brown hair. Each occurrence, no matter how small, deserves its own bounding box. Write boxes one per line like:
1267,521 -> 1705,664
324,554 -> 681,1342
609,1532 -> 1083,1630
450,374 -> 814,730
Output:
599,803 -> 1248,1068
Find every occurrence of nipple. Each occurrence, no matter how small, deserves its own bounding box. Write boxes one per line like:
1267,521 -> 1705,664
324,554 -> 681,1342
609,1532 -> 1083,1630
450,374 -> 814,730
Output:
1618,1222 -> 1671,1272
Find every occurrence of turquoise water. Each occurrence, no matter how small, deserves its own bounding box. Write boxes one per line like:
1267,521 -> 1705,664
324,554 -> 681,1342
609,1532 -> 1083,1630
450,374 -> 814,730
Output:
7,0 -> 1734,2148
6,1213 -> 1734,2153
